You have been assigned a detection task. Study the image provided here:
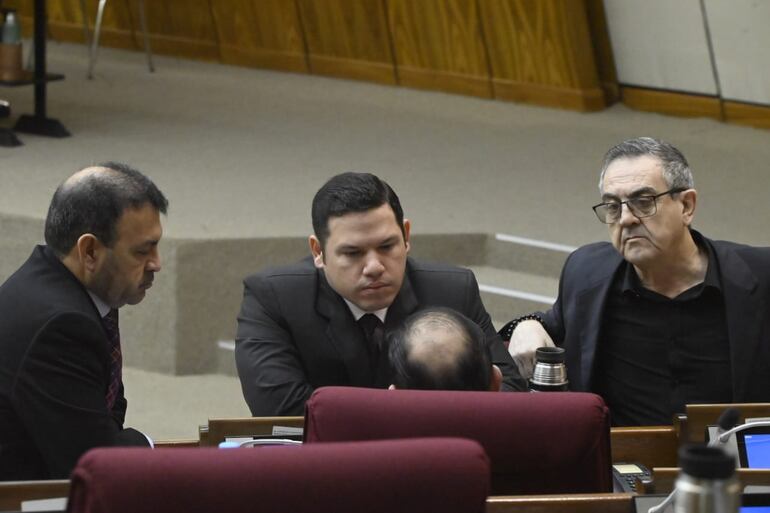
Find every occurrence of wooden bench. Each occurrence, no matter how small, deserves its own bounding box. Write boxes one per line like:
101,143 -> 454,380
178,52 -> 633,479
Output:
610,426 -> 678,469
675,403 -> 770,443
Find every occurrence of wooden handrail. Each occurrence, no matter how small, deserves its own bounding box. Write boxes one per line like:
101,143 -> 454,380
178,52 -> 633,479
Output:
486,492 -> 634,513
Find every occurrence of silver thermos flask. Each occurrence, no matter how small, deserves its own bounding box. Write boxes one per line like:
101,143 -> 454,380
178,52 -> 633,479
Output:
674,445 -> 740,513
529,346 -> 568,392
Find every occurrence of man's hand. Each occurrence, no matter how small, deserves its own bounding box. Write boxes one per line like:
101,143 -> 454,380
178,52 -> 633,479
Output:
507,320 -> 556,379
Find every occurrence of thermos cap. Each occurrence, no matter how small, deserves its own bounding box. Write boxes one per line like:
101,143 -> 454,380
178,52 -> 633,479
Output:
679,445 -> 735,479
535,346 -> 565,364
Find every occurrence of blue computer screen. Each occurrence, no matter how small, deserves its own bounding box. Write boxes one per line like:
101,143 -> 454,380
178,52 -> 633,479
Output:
741,507 -> 770,513
744,433 -> 770,468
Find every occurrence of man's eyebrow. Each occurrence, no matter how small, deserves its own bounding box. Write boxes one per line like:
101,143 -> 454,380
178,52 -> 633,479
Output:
336,244 -> 361,252
601,186 -> 658,201
379,236 -> 400,245
136,239 -> 159,249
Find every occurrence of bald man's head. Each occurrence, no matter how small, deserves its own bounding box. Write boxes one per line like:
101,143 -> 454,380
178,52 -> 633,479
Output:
44,162 -> 168,256
389,307 -> 500,391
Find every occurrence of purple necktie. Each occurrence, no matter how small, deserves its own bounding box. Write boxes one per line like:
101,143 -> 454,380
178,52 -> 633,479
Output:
102,309 -> 122,410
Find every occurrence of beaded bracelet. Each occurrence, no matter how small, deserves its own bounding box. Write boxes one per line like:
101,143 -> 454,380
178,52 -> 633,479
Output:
497,313 -> 544,341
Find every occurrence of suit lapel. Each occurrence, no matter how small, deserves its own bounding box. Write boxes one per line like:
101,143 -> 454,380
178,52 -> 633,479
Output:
315,271 -> 374,386
710,240 -> 760,400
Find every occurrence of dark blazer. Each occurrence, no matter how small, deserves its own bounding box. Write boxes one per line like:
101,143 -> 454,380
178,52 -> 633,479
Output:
0,246 -> 148,481
537,232 -> 770,402
236,256 -> 526,416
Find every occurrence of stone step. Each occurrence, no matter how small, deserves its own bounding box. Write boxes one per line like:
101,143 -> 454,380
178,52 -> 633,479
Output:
470,265 -> 558,330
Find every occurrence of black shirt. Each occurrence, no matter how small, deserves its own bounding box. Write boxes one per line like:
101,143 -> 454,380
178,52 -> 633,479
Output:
593,237 -> 732,426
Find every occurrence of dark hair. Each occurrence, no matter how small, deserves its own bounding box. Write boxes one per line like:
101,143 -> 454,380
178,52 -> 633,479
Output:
599,137 -> 694,191
44,162 -> 169,256
311,172 -> 404,248
388,307 -> 492,391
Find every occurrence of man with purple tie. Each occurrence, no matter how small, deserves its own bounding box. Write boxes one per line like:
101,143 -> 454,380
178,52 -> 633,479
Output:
0,162 -> 167,480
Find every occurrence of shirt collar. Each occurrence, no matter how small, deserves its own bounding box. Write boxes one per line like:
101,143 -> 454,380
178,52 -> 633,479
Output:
344,299 -> 387,323
621,230 -> 721,295
87,291 -> 112,318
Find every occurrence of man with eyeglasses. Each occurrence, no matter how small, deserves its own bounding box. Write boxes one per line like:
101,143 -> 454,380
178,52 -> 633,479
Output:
501,137 -> 770,426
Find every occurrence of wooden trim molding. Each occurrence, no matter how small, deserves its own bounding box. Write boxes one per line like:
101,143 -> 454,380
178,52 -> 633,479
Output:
621,86 -> 722,120
723,100 -> 770,130
309,55 -> 397,85
399,66 -> 492,99
147,35 -> 220,62
493,79 -> 605,112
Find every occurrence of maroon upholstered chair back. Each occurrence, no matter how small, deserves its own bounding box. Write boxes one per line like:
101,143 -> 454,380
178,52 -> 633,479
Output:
304,387 -> 612,495
67,438 -> 489,513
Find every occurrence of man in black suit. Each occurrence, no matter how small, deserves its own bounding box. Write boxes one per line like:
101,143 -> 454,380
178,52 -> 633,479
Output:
236,172 -> 525,416
388,307 -> 503,392
503,137 -> 770,426
0,162 -> 168,480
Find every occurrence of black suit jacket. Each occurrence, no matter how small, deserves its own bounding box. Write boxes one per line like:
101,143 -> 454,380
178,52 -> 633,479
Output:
0,246 -> 148,481
536,232 -> 770,402
236,257 -> 526,416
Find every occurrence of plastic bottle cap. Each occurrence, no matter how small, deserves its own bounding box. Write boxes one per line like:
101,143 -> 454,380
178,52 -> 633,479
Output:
679,445 -> 735,479
535,346 -> 566,364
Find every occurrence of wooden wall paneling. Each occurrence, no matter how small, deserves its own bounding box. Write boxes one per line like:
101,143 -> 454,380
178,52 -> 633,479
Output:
81,0 -> 136,50
297,0 -> 396,85
11,0 -> 135,49
584,0 -> 618,104
621,86 -> 722,121
127,0 -> 220,61
478,0 -> 606,111
387,0 -> 492,98
210,0 -> 307,73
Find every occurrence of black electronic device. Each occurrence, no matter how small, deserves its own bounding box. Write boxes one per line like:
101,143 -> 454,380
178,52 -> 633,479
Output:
737,425 -> 770,468
741,493 -> 770,513
612,462 -> 652,493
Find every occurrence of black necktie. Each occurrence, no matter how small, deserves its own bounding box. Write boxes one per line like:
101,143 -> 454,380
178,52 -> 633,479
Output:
102,308 -> 122,410
359,313 -> 384,362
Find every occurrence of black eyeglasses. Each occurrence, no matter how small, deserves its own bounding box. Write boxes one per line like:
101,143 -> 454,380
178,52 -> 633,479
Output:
592,188 -> 686,224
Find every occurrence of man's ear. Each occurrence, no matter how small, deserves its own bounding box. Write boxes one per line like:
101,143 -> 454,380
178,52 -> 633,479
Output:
75,234 -> 103,273
308,235 -> 324,269
489,365 -> 503,392
681,189 -> 697,226
402,219 -> 411,253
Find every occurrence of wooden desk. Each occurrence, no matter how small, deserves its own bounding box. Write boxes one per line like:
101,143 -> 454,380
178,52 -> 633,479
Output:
201,416 -> 304,447
0,479 -> 69,511
486,493 -> 634,513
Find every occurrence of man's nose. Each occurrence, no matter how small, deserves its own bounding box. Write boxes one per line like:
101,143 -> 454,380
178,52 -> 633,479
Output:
362,253 -> 385,276
147,249 -> 162,272
617,202 -> 640,226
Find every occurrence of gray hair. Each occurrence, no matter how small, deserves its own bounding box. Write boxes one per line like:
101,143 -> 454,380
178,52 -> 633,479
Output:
598,137 -> 695,191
